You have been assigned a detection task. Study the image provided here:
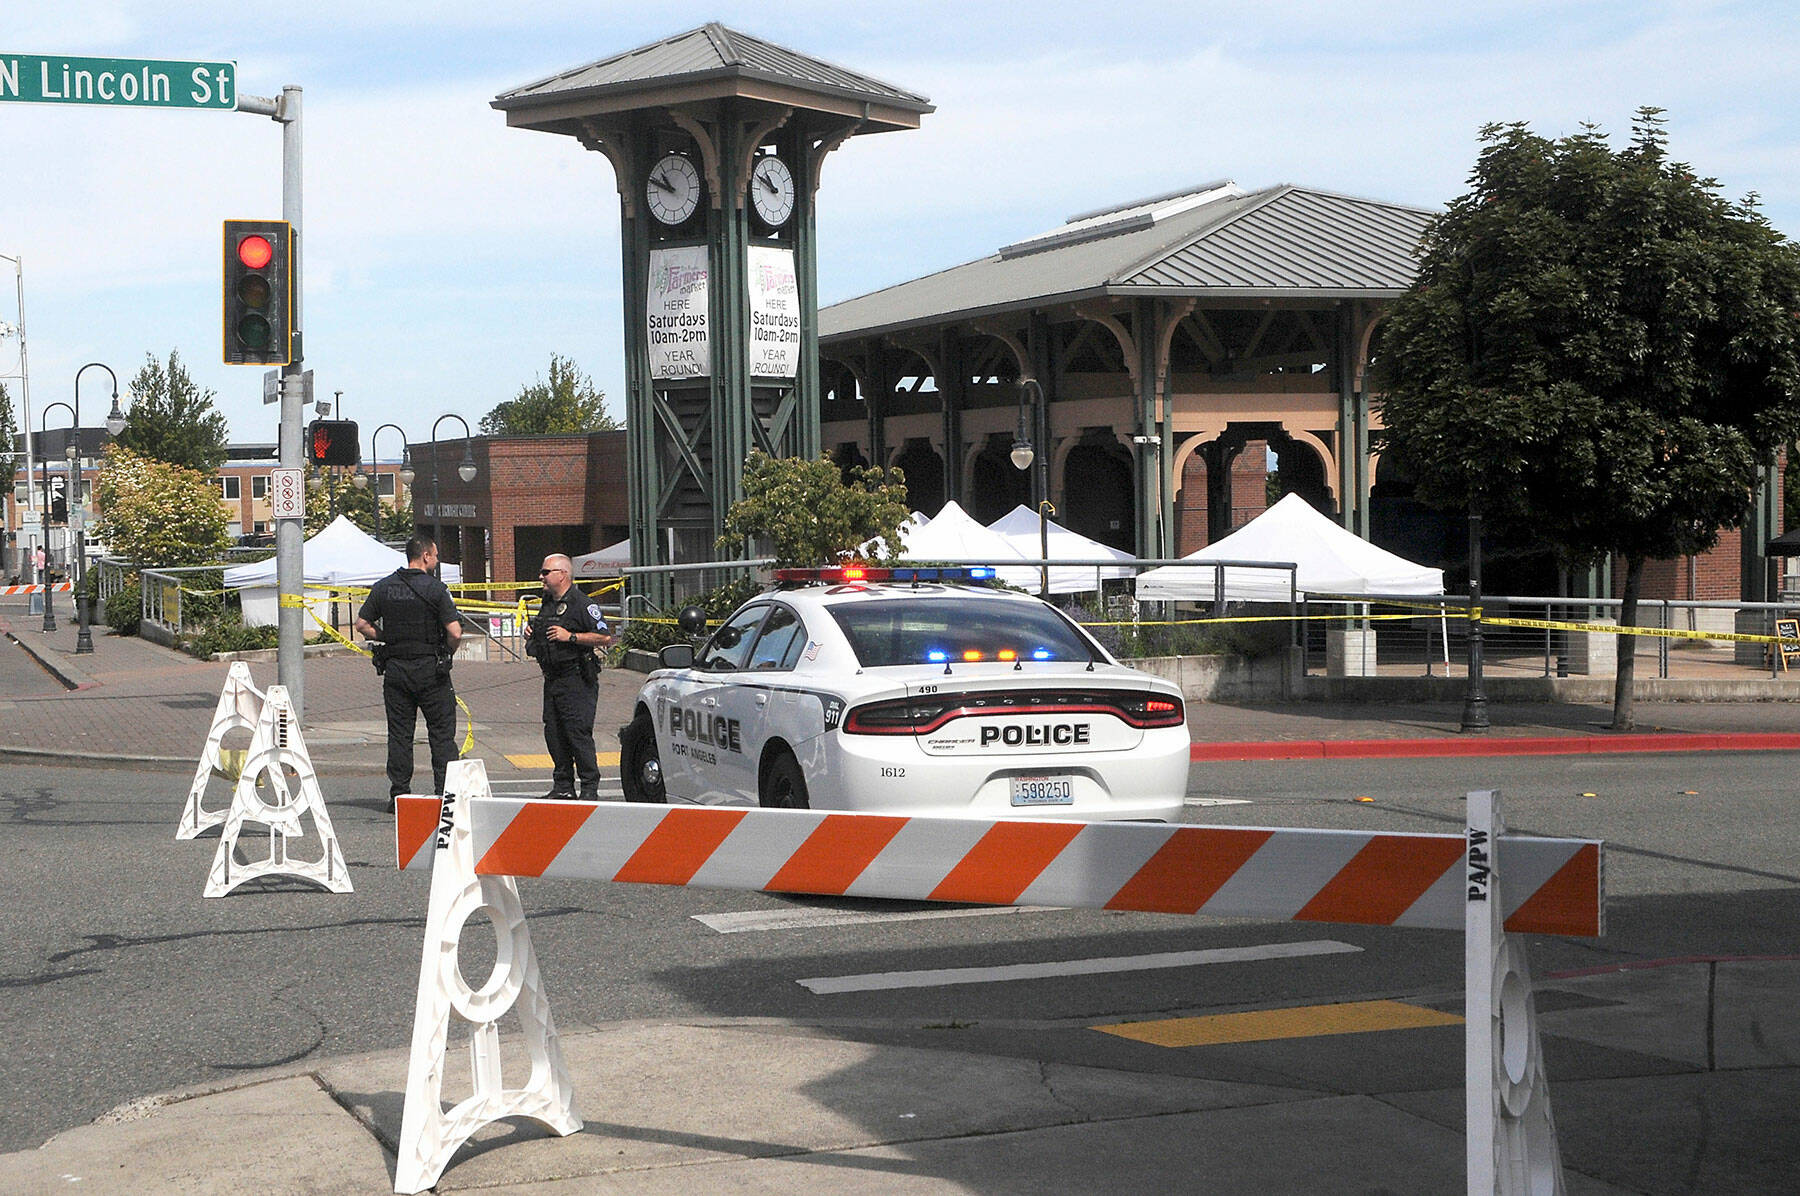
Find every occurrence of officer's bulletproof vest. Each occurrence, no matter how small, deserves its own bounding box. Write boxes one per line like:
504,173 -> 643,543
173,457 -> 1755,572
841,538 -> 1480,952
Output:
379,571 -> 443,658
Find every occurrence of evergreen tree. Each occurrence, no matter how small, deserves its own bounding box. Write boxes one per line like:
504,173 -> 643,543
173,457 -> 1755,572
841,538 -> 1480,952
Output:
114,350 -> 230,473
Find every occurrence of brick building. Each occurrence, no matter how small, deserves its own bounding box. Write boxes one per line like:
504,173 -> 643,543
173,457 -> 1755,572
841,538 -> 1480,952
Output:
409,431 -> 628,588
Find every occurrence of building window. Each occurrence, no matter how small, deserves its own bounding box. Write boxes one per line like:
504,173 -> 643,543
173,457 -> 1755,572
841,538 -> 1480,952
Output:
377,473 -> 396,498
11,483 -> 27,507
252,475 -> 268,499
253,521 -> 268,534
219,476 -> 241,500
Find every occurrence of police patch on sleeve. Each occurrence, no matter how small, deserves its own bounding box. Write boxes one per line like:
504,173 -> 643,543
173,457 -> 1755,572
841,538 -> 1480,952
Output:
587,603 -> 603,622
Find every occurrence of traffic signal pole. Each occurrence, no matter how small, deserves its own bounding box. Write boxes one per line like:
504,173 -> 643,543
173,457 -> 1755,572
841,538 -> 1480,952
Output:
241,85 -> 305,720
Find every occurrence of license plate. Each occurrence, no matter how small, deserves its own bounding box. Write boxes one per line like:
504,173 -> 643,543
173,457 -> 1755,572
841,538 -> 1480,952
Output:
1010,775 -> 1073,806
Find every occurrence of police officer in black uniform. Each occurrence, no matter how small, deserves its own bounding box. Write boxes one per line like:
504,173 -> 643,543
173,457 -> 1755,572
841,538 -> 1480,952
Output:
526,553 -> 613,800
354,536 -> 463,806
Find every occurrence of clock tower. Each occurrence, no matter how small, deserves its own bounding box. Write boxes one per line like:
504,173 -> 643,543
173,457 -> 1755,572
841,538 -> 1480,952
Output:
494,25 -> 932,588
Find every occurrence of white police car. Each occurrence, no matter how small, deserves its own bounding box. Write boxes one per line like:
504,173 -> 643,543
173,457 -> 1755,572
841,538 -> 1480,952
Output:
618,566 -> 1189,821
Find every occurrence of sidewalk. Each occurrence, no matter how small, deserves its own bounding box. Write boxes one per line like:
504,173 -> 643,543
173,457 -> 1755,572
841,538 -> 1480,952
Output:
5,598 -> 1800,773
3,961 -> 1795,1193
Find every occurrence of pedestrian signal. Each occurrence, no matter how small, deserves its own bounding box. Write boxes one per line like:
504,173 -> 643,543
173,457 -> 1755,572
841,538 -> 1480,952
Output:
51,491 -> 68,525
308,420 -> 360,467
223,219 -> 294,366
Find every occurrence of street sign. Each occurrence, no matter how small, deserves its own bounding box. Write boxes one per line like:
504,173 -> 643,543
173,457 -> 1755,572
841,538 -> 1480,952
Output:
0,53 -> 236,110
270,467 -> 304,520
263,370 -> 280,405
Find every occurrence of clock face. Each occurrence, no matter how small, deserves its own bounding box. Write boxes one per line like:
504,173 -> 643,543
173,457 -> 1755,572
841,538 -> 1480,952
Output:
748,154 -> 796,228
646,154 -> 702,226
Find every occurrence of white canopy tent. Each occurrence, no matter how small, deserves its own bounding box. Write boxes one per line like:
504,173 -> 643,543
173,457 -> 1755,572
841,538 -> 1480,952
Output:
1135,493 -> 1443,603
874,500 -> 1040,590
986,504 -> 1135,594
571,539 -> 631,579
226,516 -> 462,627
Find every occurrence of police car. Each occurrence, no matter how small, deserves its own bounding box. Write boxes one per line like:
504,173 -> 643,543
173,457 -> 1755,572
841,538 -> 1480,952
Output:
618,565 -> 1189,821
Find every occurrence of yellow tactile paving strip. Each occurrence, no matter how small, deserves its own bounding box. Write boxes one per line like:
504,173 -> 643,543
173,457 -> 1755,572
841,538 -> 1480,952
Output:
504,752 -> 621,769
1094,1000 -> 1463,1047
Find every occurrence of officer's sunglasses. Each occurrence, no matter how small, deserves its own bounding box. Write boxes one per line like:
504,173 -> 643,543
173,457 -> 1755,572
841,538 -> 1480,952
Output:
539,568 -> 565,576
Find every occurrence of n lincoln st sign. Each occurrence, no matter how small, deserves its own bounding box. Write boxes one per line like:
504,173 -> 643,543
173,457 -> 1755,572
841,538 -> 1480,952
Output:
0,53 -> 236,109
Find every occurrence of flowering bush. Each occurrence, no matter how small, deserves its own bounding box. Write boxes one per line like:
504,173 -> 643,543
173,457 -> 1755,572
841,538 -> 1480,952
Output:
93,446 -> 232,566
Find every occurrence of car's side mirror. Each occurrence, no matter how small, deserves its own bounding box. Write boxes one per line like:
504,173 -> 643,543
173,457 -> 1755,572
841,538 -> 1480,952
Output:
659,643 -> 695,669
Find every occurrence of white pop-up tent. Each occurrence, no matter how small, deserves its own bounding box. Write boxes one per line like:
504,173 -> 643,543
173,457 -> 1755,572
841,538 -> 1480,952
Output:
571,539 -> 631,578
1135,493 -> 1443,603
987,504 -> 1135,594
226,516 -> 463,627
876,500 -> 1040,590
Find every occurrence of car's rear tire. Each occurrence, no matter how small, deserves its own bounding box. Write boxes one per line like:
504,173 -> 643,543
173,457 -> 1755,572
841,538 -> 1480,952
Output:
619,710 -> 666,804
760,751 -> 810,809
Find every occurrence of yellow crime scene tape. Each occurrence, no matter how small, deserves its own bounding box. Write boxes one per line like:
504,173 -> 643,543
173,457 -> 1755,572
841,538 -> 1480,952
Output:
279,593 -> 476,755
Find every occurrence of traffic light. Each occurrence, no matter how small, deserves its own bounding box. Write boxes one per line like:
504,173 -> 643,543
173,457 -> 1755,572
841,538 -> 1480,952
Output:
222,219 -> 294,366
307,419 -> 360,467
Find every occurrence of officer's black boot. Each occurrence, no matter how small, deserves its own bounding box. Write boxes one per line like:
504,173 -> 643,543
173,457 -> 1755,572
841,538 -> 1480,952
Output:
579,785 -> 600,802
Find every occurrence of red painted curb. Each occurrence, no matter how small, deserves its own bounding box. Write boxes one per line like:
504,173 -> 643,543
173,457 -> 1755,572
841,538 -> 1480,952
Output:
1191,732 -> 1800,761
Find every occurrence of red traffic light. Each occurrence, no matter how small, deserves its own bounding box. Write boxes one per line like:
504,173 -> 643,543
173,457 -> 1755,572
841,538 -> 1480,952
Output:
237,235 -> 273,270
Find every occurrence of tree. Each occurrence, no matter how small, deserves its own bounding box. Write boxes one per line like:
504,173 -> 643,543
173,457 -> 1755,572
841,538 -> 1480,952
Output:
719,451 -> 911,568
114,350 -> 230,473
0,380 -> 16,489
93,446 -> 232,565
305,466 -> 414,541
1376,110 -> 1800,729
479,354 -> 619,435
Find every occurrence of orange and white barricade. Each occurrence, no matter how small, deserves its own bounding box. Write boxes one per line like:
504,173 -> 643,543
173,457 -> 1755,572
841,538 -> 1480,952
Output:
205,684 -> 352,898
179,661 -> 265,839
393,763 -> 1602,1195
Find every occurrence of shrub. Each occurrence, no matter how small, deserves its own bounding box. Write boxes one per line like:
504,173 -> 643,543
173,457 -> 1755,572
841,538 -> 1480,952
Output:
184,612 -> 278,659
619,575 -> 762,654
105,575 -> 143,635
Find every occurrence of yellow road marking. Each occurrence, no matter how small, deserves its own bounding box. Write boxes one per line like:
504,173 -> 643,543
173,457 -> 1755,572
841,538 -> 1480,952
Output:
504,752 -> 621,769
1094,1000 -> 1462,1047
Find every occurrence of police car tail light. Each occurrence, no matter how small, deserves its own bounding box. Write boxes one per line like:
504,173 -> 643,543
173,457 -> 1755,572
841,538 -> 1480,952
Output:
1118,694 -> 1186,728
843,689 -> 1185,735
843,696 -> 957,735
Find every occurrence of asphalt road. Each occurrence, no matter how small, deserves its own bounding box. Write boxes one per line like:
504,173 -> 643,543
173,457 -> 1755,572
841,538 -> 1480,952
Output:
3,752 -> 1797,1157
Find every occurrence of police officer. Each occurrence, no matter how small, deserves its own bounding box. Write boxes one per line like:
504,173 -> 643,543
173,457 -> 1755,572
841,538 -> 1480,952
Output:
526,553 -> 613,800
354,536 -> 463,807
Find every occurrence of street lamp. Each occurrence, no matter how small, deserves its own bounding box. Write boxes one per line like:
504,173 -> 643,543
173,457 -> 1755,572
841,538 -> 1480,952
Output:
1011,378 -> 1051,594
38,400 -> 74,633
369,422 -> 409,543
70,362 -> 119,653
430,413 -> 476,577
1461,510 -> 1489,733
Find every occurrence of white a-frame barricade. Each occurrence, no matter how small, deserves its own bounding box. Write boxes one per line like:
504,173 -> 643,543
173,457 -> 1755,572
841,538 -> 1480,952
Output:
394,760 -> 579,1195
179,660 -> 265,839
205,684 -> 353,897
392,781 -> 1603,1196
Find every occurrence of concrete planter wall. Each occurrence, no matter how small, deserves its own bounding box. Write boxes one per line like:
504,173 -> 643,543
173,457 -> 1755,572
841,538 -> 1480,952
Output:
1128,649 -> 1301,702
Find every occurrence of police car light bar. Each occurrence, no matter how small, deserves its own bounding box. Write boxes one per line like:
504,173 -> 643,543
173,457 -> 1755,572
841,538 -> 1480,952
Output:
774,565 -> 998,585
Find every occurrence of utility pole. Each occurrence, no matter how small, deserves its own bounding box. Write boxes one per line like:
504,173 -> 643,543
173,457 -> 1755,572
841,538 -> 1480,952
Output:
240,86 -> 305,720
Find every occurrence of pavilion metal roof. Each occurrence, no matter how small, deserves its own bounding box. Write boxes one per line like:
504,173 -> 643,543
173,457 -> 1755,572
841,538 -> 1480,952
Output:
494,23 -> 933,115
820,183 -> 1437,342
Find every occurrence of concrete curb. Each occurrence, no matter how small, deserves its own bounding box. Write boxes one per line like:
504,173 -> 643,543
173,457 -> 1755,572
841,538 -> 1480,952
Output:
0,623 -> 93,691
1192,731 -> 1800,761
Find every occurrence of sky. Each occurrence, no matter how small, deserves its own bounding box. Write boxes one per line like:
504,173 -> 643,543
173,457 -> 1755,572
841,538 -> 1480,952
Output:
3,1 -> 1799,451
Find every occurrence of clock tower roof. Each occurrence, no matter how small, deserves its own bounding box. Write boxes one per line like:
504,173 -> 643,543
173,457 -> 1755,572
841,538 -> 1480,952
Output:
494,23 -> 933,135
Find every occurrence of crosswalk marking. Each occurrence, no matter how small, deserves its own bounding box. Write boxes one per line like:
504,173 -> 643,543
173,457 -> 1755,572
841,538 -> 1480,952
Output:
693,904 -> 1054,934
504,752 -> 622,768
797,939 -> 1361,994
1094,999 -> 1462,1047
1184,797 -> 1253,807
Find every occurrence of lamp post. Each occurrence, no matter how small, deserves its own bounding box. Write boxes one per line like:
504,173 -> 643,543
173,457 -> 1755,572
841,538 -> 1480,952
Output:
38,400 -> 74,632
69,363 -> 122,653
430,414 -> 476,578
1011,378 -> 1050,599
1036,499 -> 1055,600
370,423 -> 409,543
1461,510 -> 1489,733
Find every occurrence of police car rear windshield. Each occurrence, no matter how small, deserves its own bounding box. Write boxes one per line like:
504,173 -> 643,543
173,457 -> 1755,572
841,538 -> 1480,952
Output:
827,598 -> 1098,668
